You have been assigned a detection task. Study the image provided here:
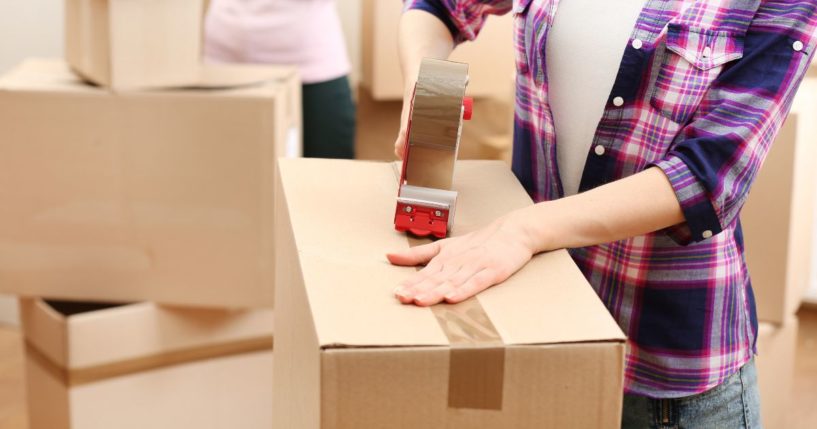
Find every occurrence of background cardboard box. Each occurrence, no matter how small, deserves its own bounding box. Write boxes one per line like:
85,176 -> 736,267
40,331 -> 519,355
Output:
65,0 -> 204,90
756,317 -> 799,429
273,159 -> 626,428
743,114 -> 814,323
20,298 -> 274,429
360,0 -> 515,100
0,59 -> 300,308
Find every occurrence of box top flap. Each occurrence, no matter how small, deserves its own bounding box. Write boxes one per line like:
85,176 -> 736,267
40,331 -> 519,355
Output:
277,159 -> 626,349
0,58 -> 99,94
21,297 -> 275,371
184,63 -> 297,89
0,58 -> 296,94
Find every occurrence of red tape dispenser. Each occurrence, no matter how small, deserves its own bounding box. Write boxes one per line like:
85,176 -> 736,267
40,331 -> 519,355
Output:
395,58 -> 472,239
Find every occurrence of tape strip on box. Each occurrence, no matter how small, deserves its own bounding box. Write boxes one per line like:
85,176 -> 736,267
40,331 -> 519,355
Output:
404,230 -> 505,411
394,161 -> 506,410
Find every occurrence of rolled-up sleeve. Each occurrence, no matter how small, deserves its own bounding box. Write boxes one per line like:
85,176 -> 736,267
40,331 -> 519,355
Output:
403,0 -> 512,43
654,1 -> 817,245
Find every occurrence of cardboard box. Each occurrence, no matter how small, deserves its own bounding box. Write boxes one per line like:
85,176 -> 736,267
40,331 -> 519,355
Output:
65,0 -> 205,90
20,298 -> 274,429
356,87 -> 513,163
743,114 -> 814,323
756,317 -> 798,429
361,0 -> 515,100
0,59 -> 301,308
273,159 -> 626,428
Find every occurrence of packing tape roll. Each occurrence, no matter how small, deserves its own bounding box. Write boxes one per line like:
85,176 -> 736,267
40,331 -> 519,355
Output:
403,58 -> 469,191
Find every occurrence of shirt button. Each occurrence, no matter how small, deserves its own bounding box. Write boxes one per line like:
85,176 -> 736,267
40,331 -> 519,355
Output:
793,41 -> 804,52
702,230 -> 713,239
631,39 -> 643,50
613,96 -> 624,107
594,145 -> 605,156
702,46 -> 712,58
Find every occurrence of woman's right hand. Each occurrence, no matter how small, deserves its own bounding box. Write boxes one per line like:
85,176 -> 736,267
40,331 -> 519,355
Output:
394,81 -> 415,160
394,8 -> 455,158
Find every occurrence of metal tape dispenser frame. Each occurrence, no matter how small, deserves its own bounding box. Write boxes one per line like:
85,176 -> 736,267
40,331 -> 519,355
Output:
395,58 -> 473,239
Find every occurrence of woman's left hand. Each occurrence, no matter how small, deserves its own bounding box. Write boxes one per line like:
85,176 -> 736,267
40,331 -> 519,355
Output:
387,210 -> 538,306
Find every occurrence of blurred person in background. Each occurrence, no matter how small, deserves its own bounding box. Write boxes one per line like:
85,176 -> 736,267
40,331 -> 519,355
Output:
204,0 -> 355,159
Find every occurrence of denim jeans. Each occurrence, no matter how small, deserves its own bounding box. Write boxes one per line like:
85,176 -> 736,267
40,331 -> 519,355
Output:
622,358 -> 762,429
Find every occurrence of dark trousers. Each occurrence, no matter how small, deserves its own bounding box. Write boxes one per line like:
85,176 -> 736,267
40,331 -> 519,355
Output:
302,75 -> 356,159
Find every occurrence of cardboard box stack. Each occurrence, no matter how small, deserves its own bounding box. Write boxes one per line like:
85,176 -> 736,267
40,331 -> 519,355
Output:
273,159 -> 627,428
357,0 -> 515,163
0,1 -> 299,427
742,114 -> 811,428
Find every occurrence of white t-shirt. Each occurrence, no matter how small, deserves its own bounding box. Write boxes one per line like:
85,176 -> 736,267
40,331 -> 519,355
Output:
546,0 -> 646,196
204,0 -> 351,84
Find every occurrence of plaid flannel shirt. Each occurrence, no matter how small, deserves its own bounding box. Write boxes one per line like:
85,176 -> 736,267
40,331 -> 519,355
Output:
405,0 -> 817,397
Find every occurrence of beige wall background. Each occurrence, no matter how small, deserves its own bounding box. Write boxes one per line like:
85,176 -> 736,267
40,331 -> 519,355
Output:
793,74 -> 817,303
0,0 -> 63,73
0,0 -> 813,326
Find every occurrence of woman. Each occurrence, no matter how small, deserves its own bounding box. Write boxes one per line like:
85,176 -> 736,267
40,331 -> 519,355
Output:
204,0 -> 355,159
388,0 -> 816,427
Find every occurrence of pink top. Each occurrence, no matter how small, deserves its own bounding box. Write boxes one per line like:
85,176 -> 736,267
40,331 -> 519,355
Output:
204,0 -> 351,84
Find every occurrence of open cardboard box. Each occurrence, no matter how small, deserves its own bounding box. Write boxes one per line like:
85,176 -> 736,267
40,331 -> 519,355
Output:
20,298 -> 274,429
0,59 -> 300,308
65,0 -> 205,90
273,159 -> 626,428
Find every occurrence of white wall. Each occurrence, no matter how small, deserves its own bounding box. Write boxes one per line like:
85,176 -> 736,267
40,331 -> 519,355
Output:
797,73 -> 817,304
0,0 -> 63,325
336,0 -> 363,87
0,0 -> 63,73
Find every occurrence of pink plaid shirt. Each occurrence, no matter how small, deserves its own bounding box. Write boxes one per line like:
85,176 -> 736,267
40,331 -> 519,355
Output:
406,0 -> 817,397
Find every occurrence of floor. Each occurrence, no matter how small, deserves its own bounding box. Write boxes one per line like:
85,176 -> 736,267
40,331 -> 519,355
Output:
1,309 -> 815,428
791,307 -> 817,427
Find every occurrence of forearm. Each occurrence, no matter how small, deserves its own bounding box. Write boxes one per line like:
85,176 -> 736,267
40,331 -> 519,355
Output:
398,10 -> 455,91
521,167 -> 685,252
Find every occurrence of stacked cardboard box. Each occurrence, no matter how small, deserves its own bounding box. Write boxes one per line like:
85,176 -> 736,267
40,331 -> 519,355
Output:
0,1 -> 299,427
742,114 -> 810,428
273,159 -> 627,428
65,0 -> 204,90
0,59 -> 299,308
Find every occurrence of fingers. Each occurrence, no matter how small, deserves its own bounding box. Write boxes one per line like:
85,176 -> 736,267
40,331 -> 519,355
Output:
394,129 -> 407,160
386,241 -> 442,267
398,266 -> 499,306
396,257 -> 490,306
410,260 -> 483,305
393,263 -> 443,304
443,269 -> 499,304
413,281 -> 457,307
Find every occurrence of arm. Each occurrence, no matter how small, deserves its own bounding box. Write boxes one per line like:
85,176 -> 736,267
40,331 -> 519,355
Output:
394,10 -> 455,158
394,1 -> 512,158
525,167 -> 684,252
388,167 -> 682,306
